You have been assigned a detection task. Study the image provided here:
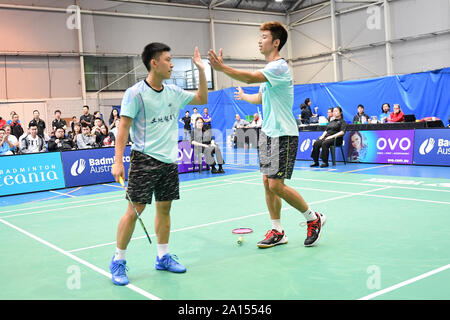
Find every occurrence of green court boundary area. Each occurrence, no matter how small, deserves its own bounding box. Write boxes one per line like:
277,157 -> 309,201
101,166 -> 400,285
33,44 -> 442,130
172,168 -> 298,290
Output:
1,170 -> 449,300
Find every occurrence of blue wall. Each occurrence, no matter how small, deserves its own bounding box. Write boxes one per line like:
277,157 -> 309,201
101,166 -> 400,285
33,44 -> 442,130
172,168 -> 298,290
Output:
180,67 -> 450,140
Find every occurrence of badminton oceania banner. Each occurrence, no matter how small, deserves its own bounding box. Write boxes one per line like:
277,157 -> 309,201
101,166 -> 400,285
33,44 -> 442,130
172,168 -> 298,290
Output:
0,152 -> 65,196
61,146 -> 132,188
347,130 -> 415,164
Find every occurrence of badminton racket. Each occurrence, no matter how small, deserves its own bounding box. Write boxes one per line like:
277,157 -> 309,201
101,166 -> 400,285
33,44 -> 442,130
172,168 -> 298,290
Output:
232,228 -> 253,245
118,176 -> 152,245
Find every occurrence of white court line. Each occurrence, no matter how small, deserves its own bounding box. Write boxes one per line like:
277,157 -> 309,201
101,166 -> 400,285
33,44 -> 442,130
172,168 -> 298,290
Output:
0,194 -> 123,215
224,152 -> 259,155
49,190 -> 77,198
222,167 -> 259,172
68,210 -> 271,253
68,186 -> 390,253
0,171 -> 260,215
342,164 -> 393,173
0,217 -> 161,300
290,177 -> 450,193
223,180 -> 450,205
359,264 -> 450,300
294,166 -> 335,171
0,176 -> 261,219
100,171 -> 261,190
1,199 -> 125,219
180,173 -> 260,188
362,193 -> 450,205
101,183 -> 124,189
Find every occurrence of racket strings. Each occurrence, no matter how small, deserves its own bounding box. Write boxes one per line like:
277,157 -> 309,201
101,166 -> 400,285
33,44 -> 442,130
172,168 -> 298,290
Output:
232,228 -> 253,234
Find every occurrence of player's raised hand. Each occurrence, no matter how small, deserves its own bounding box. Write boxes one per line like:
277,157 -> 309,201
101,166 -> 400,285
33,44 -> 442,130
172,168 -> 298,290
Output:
207,48 -> 224,71
192,47 -> 205,71
234,87 -> 244,100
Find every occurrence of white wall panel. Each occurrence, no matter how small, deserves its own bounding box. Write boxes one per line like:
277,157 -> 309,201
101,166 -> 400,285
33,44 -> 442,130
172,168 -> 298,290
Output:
293,57 -> 334,84
340,46 -> 386,81
5,56 -> 50,99
337,7 -> 385,49
0,8 -> 78,52
48,57 -> 82,98
393,34 -> 450,74
0,57 -> 6,100
291,19 -> 333,58
88,15 -> 211,56
391,0 -> 450,39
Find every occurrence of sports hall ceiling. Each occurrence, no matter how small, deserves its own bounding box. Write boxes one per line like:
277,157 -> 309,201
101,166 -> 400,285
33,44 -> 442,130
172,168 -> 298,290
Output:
108,0 -> 328,14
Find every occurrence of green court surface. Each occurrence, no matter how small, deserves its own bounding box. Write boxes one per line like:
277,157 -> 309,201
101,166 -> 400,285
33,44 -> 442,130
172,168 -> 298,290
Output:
1,169 -> 449,300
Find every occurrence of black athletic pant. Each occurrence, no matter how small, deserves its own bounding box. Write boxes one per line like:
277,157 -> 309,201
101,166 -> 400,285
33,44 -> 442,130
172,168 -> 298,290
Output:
311,138 -> 334,164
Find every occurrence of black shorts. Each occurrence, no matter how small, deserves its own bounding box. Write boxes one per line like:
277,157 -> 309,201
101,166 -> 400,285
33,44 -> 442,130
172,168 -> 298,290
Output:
126,151 -> 179,204
258,132 -> 298,180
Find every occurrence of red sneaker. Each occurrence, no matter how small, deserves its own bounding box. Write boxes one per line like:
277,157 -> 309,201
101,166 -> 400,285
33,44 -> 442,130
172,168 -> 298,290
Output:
257,229 -> 288,248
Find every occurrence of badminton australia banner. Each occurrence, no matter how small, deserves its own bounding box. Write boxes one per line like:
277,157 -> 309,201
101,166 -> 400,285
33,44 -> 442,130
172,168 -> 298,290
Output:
413,129 -> 450,166
347,130 -> 414,164
0,152 -> 65,196
296,131 -> 325,160
61,146 -> 132,188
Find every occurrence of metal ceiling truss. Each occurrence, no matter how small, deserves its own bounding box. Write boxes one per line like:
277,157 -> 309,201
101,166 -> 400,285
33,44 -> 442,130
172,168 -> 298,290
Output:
1,0 -> 447,89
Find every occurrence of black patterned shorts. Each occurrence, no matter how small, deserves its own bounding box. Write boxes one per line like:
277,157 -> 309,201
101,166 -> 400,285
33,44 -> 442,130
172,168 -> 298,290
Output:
258,132 -> 299,180
126,151 -> 179,204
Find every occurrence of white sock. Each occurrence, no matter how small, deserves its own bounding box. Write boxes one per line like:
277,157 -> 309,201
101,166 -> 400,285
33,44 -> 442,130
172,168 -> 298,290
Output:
301,208 -> 317,222
114,248 -> 126,261
271,219 -> 283,232
157,243 -> 169,259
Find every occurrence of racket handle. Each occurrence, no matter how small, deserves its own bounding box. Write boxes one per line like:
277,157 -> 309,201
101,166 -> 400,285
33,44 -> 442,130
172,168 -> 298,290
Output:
112,164 -> 125,187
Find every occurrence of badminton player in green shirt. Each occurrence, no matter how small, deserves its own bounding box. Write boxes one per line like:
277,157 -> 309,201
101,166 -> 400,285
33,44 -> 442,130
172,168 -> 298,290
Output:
208,21 -> 326,249
110,43 -> 207,286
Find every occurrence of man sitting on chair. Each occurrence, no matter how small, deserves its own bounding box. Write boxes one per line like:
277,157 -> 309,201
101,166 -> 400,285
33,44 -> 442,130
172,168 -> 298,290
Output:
310,107 -> 346,168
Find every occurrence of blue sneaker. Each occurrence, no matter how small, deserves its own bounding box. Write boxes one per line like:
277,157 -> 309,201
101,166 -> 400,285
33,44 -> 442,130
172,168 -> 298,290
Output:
109,256 -> 129,285
155,254 -> 186,273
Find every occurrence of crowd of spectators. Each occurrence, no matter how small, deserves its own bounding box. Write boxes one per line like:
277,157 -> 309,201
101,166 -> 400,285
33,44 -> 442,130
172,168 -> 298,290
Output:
0,105 -> 123,156
179,107 -> 218,140
2,99 -> 446,158
299,98 -> 412,125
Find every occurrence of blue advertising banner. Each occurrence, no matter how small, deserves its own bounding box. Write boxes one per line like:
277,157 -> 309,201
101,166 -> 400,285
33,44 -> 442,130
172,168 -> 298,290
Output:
0,152 -> 65,196
413,129 -> 450,166
347,130 -> 415,164
297,130 -> 349,162
177,140 -> 207,173
61,146 -> 132,188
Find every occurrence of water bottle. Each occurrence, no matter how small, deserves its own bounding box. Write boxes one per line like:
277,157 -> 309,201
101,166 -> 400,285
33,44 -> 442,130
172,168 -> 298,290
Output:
361,116 -> 367,124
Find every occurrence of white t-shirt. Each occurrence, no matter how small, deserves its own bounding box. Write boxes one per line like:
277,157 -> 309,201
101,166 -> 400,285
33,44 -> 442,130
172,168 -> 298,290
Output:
25,136 -> 42,153
120,80 -> 195,163
258,59 -> 297,137
190,113 -> 202,126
